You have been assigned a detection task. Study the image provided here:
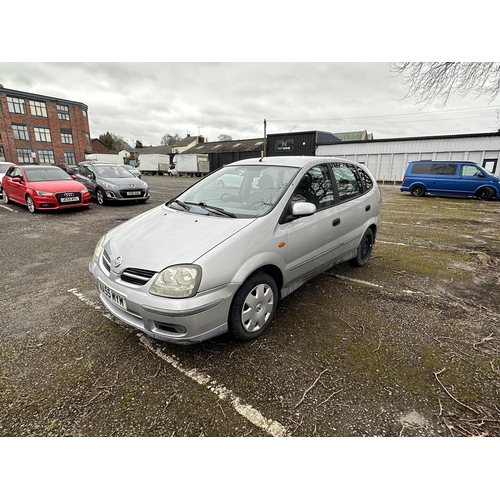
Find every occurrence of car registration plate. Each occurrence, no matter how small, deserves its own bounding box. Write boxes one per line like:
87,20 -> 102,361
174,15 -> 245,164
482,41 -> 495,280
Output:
61,196 -> 79,203
127,191 -> 141,196
98,280 -> 127,310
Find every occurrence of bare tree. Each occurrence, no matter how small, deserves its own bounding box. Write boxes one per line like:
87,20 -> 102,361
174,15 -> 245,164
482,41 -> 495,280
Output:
218,134 -> 232,141
391,62 -> 500,108
161,133 -> 182,146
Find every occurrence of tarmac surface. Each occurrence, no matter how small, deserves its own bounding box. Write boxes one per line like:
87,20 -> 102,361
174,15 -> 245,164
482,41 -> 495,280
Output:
1,175 -> 499,437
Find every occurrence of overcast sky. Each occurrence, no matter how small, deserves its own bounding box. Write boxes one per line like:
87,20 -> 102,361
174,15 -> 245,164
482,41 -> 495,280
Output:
3,3 -> 498,148
2,62 -> 499,148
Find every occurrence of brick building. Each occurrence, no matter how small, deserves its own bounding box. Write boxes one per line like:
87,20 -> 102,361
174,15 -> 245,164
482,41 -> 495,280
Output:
91,138 -> 111,154
0,85 -> 91,165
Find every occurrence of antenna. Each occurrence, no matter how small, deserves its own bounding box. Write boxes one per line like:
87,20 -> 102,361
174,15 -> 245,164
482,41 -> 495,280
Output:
198,113 -> 204,137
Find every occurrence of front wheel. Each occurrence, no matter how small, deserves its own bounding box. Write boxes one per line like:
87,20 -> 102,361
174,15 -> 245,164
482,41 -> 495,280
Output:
477,187 -> 494,201
96,188 -> 106,205
3,191 -> 11,204
350,228 -> 374,267
26,195 -> 37,213
228,272 -> 278,341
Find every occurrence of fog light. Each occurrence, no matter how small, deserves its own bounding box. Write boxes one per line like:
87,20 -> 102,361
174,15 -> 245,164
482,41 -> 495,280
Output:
154,322 -> 187,334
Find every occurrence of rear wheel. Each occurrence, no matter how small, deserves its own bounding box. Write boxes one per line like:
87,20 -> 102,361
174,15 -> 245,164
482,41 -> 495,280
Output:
350,228 -> 374,267
228,272 -> 278,341
476,187 -> 494,201
26,195 -> 37,213
410,184 -> 425,197
3,191 -> 11,204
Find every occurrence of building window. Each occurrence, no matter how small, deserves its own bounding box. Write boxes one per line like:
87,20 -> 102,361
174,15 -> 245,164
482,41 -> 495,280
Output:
7,96 -> 26,114
0,146 -> 5,161
61,130 -> 73,144
64,151 -> 76,164
84,132 -> 91,148
16,147 -> 32,163
57,104 -> 70,120
12,124 -> 30,141
34,127 -> 52,142
38,149 -> 55,164
82,109 -> 87,117
29,100 -> 48,117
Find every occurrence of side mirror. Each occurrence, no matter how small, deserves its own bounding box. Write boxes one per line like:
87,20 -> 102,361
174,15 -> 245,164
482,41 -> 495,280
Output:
292,202 -> 316,217
12,176 -> 22,183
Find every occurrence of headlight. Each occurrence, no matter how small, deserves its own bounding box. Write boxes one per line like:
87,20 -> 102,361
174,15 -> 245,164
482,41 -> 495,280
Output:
81,188 -> 89,194
36,190 -> 53,196
92,235 -> 105,263
150,265 -> 202,298
102,181 -> 119,190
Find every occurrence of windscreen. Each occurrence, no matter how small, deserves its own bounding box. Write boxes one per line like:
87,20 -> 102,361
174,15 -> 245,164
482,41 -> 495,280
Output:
175,164 -> 299,218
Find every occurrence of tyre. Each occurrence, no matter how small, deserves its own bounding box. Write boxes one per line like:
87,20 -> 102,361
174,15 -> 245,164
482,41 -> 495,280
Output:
3,191 -> 11,204
410,184 -> 425,197
26,195 -> 37,213
228,272 -> 278,341
217,179 -> 225,189
350,228 -> 374,267
476,187 -> 494,201
96,188 -> 106,205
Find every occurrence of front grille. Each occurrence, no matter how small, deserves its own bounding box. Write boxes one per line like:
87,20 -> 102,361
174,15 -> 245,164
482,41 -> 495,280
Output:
120,268 -> 156,285
119,189 -> 145,198
55,192 -> 81,204
102,249 -> 111,272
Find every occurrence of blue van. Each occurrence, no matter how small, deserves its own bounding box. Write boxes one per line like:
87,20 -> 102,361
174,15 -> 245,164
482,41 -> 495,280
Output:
401,161 -> 500,201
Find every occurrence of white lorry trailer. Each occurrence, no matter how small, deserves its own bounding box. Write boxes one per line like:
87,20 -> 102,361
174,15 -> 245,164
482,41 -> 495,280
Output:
173,154 -> 210,176
138,154 -> 172,175
85,153 -> 124,164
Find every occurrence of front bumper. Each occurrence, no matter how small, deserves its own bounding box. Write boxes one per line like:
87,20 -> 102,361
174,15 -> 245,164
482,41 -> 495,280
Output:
104,188 -> 149,202
89,258 -> 239,344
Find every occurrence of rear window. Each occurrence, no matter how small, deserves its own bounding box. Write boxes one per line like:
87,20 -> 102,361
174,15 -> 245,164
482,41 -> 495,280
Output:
411,163 -> 457,175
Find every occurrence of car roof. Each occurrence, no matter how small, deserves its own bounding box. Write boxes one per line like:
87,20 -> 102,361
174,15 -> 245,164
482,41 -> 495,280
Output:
229,156 -> 363,168
22,165 -> 60,171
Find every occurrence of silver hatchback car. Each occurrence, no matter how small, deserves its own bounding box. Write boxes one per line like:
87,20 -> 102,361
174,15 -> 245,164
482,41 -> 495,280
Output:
89,156 -> 382,344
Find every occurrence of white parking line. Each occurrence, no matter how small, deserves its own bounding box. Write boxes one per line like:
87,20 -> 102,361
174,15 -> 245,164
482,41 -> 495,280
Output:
0,204 -> 16,212
68,288 -> 289,437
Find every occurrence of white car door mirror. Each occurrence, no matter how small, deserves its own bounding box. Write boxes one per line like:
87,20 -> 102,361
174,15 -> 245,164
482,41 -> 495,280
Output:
292,202 -> 316,217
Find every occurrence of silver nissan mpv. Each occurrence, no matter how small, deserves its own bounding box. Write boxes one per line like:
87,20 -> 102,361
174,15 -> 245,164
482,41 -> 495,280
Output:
89,156 -> 382,344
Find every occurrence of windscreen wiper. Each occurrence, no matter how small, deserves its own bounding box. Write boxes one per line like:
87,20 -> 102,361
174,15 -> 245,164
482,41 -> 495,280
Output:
192,202 -> 237,218
168,199 -> 191,211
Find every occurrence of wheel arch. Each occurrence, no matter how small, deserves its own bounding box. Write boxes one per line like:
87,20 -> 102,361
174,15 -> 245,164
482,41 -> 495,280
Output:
240,264 -> 284,295
475,185 -> 497,198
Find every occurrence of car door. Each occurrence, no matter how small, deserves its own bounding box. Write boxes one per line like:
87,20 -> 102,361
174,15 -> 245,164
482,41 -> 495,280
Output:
6,167 -> 26,202
76,165 -> 96,196
455,163 -> 485,195
331,162 -> 370,254
279,163 -> 344,285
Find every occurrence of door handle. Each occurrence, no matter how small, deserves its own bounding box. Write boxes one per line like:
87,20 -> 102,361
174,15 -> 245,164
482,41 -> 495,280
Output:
365,205 -> 371,212
332,218 -> 340,227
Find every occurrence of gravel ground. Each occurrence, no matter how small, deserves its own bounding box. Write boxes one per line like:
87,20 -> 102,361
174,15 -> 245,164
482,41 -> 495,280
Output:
1,177 -> 499,438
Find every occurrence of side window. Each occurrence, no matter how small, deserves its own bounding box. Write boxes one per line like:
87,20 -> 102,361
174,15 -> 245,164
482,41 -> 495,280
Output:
356,166 -> 373,192
291,164 -> 334,209
461,164 -> 482,177
431,164 -> 457,175
332,163 -> 363,202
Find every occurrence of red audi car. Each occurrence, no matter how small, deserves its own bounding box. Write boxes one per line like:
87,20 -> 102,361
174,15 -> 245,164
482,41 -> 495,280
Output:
2,165 -> 92,213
